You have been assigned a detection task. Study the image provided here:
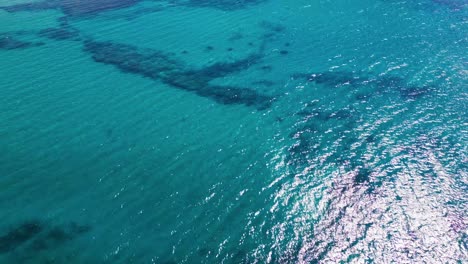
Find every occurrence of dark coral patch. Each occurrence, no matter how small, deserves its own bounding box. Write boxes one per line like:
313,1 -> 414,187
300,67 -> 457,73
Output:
252,80 -> 275,87
0,35 -> 43,50
190,53 -> 262,79
61,0 -> 140,16
292,71 -> 433,100
399,85 -> 431,99
57,16 -> 70,27
329,109 -> 353,120
0,220 -> 90,254
0,220 -> 91,254
259,20 -> 286,33
30,222 -> 91,251
366,135 -> 375,143
1,0 -> 141,16
0,220 -> 43,253
260,65 -> 273,72
83,40 -> 272,109
1,0 -> 58,13
354,168 -> 371,185
38,27 -> 80,41
1,0 -> 269,16
185,0 -> 268,10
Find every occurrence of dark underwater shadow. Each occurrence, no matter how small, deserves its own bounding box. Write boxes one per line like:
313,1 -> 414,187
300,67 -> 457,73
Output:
0,220 -> 90,255
82,40 -> 274,110
0,34 -> 44,50
1,0 -> 270,18
0,0 -> 141,17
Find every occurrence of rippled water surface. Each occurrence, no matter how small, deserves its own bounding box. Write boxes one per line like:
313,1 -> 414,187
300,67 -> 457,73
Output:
0,0 -> 467,263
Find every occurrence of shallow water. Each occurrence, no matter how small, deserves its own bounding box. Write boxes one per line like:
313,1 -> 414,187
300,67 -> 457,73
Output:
0,0 -> 467,263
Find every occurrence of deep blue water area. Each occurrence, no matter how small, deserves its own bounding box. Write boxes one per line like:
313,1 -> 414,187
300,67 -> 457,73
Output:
0,0 -> 467,263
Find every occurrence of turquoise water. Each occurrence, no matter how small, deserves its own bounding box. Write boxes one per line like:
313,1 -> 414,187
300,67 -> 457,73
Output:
0,0 -> 467,263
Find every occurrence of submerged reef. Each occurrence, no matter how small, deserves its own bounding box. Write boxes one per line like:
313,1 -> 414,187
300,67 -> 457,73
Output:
0,220 -> 90,254
287,71 -> 433,161
292,71 -> 433,100
83,40 -> 273,109
0,34 -> 43,50
60,0 -> 139,16
1,0 -> 141,16
259,20 -> 286,33
183,0 -> 268,10
0,0 -> 58,13
38,27 -> 81,41
0,221 -> 43,253
285,69 -> 438,192
1,0 -> 268,16
37,15 -> 81,41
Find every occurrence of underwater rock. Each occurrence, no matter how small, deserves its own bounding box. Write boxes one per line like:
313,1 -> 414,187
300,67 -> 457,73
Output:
83,40 -> 273,109
30,222 -> 91,251
190,53 -> 263,79
114,6 -> 166,21
259,20 -> 286,33
205,45 -> 214,51
1,0 -> 59,13
374,76 -> 432,99
1,0 -> 268,16
38,27 -> 80,41
0,221 -> 44,253
251,80 -> 275,87
184,0 -> 268,11
398,85 -> 431,99
0,220 -> 90,254
329,109 -> 353,120
287,101 -> 361,170
288,125 -> 320,162
355,92 -> 370,101
0,35 -> 43,50
61,0 -> 140,16
1,0 -> 141,16
262,32 -> 276,40
292,71 -> 433,100
366,135 -> 376,143
57,16 -> 70,27
260,65 -> 273,72
354,167 -> 371,185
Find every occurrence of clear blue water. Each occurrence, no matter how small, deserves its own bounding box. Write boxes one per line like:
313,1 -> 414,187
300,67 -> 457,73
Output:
0,0 -> 467,263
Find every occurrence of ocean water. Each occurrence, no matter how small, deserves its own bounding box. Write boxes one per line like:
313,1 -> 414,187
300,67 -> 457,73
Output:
0,0 -> 467,263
